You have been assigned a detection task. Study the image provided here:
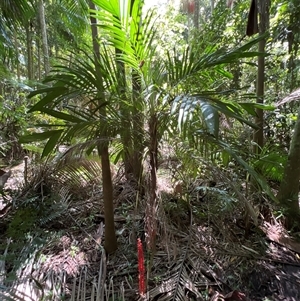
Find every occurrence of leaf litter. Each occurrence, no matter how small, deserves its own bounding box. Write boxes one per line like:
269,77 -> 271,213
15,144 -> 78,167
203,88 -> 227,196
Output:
0,158 -> 300,300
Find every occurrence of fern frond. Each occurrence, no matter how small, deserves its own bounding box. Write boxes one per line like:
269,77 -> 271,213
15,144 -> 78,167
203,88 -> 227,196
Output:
55,138 -> 112,166
56,158 -> 103,190
38,189 -> 70,226
254,151 -> 286,182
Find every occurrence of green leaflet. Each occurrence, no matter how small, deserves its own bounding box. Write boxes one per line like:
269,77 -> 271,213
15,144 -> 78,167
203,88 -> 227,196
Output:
20,129 -> 64,143
29,86 -> 69,112
239,102 -> 275,116
199,101 -> 219,138
42,130 -> 63,157
40,108 -> 84,123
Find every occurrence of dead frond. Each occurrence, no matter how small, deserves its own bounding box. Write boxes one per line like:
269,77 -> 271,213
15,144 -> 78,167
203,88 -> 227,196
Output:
276,88 -> 300,107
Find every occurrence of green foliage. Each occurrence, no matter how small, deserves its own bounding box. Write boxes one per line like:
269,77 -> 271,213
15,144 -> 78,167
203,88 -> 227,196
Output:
0,80 -> 33,160
253,147 -> 287,182
47,0 -> 89,49
265,108 -> 296,150
22,50 -> 119,157
0,0 -> 35,27
194,185 -> 238,212
7,193 -> 68,239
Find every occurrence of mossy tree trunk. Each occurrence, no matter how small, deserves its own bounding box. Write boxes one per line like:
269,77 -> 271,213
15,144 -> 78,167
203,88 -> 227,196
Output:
38,0 -> 50,76
277,105 -> 300,229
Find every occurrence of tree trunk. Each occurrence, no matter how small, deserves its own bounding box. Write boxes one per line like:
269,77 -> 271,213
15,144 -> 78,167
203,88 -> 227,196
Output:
146,114 -> 158,254
287,2 -> 300,93
130,0 -> 144,181
37,35 -> 41,81
253,0 -> 270,154
132,70 -> 144,181
193,0 -> 199,29
253,38 -> 265,153
38,0 -> 50,76
26,22 -> 34,80
100,144 -> 117,253
210,0 -> 214,15
89,1 -> 117,254
115,44 -> 134,180
111,0 -> 143,182
287,22 -> 294,93
14,31 -> 20,81
277,104 -> 300,228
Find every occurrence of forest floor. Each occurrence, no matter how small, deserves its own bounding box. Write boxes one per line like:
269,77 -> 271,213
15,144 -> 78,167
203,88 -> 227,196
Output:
1,158 -> 300,301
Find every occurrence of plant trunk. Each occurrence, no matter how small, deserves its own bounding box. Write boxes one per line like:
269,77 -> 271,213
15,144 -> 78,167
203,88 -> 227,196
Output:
14,31 -> 20,81
26,22 -> 34,80
130,0 -> 144,182
115,48 -> 134,179
89,1 -> 117,254
100,144 -> 117,253
37,35 -> 41,81
193,0 -> 199,29
210,0 -> 214,15
253,0 -> 270,154
146,114 -> 158,254
132,71 -> 144,181
277,105 -> 300,229
38,0 -> 50,76
287,3 -> 300,93
287,24 -> 294,93
253,38 -> 265,153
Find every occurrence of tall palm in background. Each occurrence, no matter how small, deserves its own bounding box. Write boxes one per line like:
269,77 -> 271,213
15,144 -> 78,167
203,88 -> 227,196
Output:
0,0 -> 34,25
0,0 -> 90,82
0,0 -> 34,79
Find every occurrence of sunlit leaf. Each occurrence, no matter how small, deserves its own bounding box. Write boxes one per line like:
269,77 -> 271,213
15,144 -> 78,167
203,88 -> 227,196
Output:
239,102 -> 275,116
199,101 -> 219,138
42,130 -> 63,157
41,108 -> 84,123
20,130 -> 64,143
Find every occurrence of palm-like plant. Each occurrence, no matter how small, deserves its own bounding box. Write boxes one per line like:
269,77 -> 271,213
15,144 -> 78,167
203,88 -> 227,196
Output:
22,0 -> 275,253
0,0 -> 35,79
0,0 -> 34,25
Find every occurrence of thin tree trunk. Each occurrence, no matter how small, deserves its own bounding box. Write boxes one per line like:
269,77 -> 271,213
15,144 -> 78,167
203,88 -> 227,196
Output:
132,70 -> 144,181
100,144 -> 117,251
38,0 -> 50,76
253,0 -> 270,154
115,46 -> 134,179
210,0 -> 214,15
130,0 -> 144,181
89,1 -> 117,254
37,33 -> 41,81
193,0 -> 199,29
146,114 -> 158,254
14,31 -> 20,81
26,22 -> 34,80
287,7 -> 299,93
253,38 -> 265,153
277,104 -> 300,228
